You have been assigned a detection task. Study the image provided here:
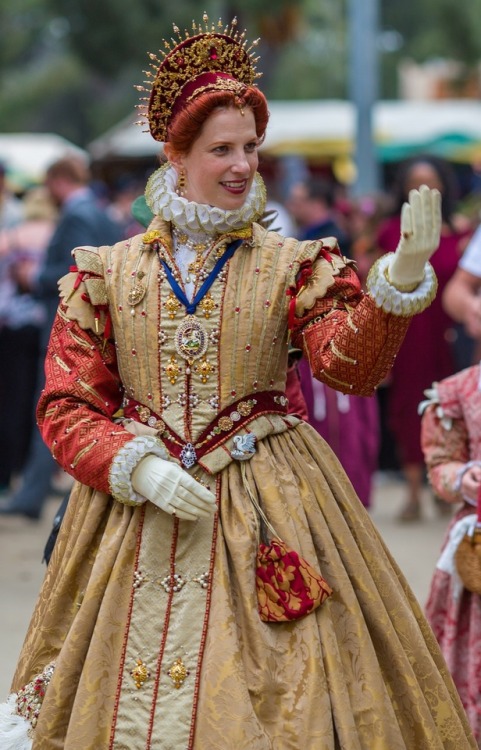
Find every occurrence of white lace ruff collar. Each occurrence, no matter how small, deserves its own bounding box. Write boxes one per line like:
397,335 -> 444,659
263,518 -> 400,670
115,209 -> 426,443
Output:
145,163 -> 266,235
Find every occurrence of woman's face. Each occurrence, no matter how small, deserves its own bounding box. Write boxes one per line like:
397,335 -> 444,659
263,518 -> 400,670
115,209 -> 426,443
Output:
168,106 -> 259,210
405,162 -> 443,194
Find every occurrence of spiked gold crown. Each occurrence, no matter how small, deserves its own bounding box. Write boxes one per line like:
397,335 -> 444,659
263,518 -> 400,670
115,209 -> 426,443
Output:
135,13 -> 261,142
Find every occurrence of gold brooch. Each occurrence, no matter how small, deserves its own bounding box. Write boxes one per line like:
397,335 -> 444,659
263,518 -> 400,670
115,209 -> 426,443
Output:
128,271 -> 146,307
167,657 -> 190,689
165,292 -> 181,319
130,658 -> 150,690
142,230 -> 162,245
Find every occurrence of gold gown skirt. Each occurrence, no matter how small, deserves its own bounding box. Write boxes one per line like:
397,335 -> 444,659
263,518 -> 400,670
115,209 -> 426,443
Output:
12,422 -> 475,749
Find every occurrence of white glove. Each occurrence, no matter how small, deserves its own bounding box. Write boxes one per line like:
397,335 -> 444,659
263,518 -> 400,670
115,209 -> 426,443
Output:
388,184 -> 442,291
131,454 -> 216,521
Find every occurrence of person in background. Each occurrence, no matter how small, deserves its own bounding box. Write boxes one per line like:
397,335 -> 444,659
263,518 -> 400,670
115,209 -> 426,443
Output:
0,162 -> 24,493
0,187 -> 58,495
347,193 -> 391,286
263,181 -> 297,239
298,356 -> 379,508
0,155 -> 122,520
287,175 -> 351,253
290,178 -> 379,507
0,162 -> 23,230
420,362 -> 481,745
0,15 -> 474,749
377,154 -> 473,521
107,174 -> 146,238
442,223 -> 481,350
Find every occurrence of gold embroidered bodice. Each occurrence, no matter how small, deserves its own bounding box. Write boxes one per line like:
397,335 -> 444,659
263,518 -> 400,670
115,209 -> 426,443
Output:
49,215 -> 411,484
97,217 -> 307,444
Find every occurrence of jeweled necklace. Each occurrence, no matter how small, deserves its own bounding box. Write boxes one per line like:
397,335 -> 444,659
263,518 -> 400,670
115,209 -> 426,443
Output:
158,237 -> 243,468
158,237 -> 242,364
172,225 -> 210,284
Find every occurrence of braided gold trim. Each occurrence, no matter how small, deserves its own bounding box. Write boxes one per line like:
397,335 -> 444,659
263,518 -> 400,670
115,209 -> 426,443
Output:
329,341 -> 358,365
383,264 -> 419,293
186,78 -> 247,103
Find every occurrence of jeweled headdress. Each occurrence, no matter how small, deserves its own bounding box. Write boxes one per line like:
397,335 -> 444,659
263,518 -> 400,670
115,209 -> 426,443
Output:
135,12 -> 261,142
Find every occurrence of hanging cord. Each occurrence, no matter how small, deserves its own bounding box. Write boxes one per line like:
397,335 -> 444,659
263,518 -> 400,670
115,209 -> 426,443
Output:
240,461 -> 280,542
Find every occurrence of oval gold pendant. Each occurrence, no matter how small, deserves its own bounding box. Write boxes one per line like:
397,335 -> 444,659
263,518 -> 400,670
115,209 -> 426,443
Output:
175,315 -> 208,361
128,282 -> 146,307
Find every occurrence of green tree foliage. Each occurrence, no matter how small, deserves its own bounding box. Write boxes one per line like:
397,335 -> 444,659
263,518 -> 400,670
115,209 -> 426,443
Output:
266,0 -> 347,99
382,0 -> 481,94
1,0 -> 481,146
383,0 -> 481,63
44,0 -> 204,77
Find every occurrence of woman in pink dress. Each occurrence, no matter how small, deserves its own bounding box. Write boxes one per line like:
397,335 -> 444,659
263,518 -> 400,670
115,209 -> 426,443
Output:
298,356 -> 379,508
377,155 -> 472,520
421,364 -> 481,745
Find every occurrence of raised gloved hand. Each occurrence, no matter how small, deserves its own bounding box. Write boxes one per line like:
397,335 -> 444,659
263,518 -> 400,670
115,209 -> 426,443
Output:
388,184 -> 442,291
131,454 -> 216,521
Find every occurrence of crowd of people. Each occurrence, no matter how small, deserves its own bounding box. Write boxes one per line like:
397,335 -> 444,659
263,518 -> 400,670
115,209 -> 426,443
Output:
0,159 -> 135,519
287,158 -> 481,519
0,15 -> 480,743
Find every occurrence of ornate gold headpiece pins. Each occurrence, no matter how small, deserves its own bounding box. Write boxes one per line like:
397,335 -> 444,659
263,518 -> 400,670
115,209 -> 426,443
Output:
135,11 -> 261,142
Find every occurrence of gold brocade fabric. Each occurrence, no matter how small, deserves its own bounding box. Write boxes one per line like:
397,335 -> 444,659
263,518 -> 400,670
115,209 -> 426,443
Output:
9,219 -> 476,748
13,427 -> 475,749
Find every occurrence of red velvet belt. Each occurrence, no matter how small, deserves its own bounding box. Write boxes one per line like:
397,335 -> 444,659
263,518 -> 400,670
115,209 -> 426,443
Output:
123,391 -> 289,468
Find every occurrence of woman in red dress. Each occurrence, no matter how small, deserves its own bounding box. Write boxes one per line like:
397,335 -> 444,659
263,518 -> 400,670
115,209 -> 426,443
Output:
377,155 -> 472,520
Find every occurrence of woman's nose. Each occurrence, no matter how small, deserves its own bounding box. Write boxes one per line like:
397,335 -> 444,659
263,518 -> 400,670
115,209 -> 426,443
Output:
231,151 -> 250,173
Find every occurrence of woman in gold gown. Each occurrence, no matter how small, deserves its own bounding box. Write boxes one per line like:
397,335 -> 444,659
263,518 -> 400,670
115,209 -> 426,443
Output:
0,14 -> 476,750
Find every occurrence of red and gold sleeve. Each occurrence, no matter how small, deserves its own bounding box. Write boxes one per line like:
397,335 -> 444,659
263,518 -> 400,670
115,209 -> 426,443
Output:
36,306 -> 134,494
421,405 -> 469,503
290,262 -> 411,396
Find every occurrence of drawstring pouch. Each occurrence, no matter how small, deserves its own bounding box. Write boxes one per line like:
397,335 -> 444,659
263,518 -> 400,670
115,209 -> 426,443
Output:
241,463 -> 332,623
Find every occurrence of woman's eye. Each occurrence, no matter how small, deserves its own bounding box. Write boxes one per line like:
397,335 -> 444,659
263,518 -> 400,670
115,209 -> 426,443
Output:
245,142 -> 257,152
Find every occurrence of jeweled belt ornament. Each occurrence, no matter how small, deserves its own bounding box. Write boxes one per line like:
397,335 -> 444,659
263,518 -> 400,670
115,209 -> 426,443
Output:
123,391 -> 289,469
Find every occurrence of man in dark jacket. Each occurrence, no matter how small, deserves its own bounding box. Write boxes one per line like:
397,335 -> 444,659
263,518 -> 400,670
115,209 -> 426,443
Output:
0,156 -> 122,519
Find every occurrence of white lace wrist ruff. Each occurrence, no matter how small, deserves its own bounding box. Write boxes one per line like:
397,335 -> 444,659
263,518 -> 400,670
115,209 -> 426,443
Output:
109,435 -> 168,506
367,253 -> 437,316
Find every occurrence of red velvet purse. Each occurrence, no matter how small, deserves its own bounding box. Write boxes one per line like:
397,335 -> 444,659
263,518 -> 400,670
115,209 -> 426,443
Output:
241,463 -> 333,623
256,537 -> 332,622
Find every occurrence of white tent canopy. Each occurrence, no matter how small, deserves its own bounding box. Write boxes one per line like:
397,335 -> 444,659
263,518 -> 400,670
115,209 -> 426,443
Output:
88,99 -> 481,163
0,133 -> 88,187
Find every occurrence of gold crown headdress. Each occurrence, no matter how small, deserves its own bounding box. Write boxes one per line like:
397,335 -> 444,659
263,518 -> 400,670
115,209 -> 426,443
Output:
135,12 -> 261,143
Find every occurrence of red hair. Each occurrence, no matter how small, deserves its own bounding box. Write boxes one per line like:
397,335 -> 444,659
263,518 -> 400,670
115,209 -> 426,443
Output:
166,87 -> 269,154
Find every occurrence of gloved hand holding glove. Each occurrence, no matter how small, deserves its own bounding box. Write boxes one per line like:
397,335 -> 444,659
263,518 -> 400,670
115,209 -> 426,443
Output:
388,184 -> 442,291
132,454 -> 216,521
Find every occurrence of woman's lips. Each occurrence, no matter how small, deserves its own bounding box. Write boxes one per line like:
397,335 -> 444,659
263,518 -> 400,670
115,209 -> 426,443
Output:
221,180 -> 247,194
